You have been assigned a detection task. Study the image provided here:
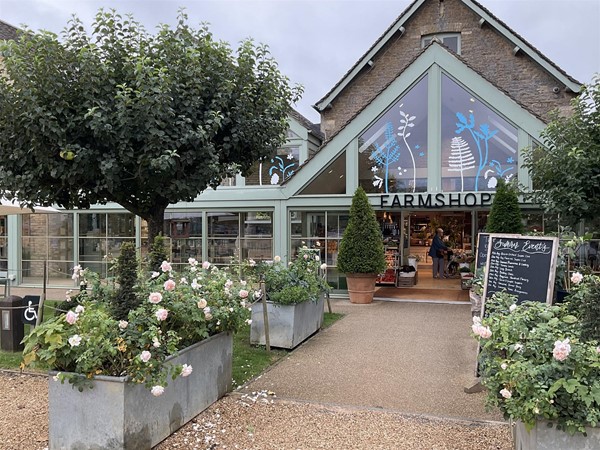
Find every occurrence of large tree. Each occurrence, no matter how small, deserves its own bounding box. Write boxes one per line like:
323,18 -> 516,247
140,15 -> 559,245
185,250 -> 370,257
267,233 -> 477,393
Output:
523,76 -> 600,224
0,10 -> 301,243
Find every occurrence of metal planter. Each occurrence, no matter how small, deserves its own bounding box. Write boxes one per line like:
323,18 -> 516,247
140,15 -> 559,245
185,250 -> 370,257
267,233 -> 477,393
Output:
514,420 -> 600,450
48,332 -> 232,450
250,295 -> 324,349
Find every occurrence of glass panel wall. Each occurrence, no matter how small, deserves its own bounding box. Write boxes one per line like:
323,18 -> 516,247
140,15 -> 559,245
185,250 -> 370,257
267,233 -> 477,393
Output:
0,216 -> 6,271
299,151 -> 346,195
164,212 -> 202,271
290,210 -> 348,290
79,213 -> 135,278
208,211 -> 273,266
441,74 -> 518,192
22,213 -> 74,286
359,75 -> 428,194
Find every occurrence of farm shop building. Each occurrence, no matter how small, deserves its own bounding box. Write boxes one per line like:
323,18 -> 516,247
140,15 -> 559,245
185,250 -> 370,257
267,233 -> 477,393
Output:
0,0 -> 585,293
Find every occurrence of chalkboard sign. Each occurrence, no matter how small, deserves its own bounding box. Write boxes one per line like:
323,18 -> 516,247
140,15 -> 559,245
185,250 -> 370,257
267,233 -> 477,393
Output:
482,235 -> 558,312
475,233 -> 489,270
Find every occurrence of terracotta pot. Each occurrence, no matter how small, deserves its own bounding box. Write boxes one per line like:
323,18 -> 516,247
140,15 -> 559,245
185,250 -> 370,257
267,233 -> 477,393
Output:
346,273 -> 377,304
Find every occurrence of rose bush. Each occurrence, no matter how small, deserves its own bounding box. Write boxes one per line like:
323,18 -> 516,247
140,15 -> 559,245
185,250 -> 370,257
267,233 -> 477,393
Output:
22,257 -> 252,395
473,276 -> 600,435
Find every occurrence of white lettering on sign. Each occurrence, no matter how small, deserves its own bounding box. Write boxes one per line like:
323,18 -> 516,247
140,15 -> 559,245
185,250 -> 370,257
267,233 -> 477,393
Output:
493,239 -> 520,251
522,240 -> 551,254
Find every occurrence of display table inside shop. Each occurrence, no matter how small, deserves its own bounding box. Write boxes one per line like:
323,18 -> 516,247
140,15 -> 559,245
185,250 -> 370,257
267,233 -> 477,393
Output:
376,247 -> 418,288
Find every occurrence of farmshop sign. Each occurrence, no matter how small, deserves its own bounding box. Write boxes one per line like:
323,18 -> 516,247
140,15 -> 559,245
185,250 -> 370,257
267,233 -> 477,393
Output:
378,192 -> 494,209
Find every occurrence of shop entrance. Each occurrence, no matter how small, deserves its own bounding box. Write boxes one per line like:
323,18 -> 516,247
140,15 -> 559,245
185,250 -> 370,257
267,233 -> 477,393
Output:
376,211 -> 475,296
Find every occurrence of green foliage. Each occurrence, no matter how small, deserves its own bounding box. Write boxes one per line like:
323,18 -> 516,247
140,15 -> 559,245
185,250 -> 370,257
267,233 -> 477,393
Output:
486,179 -> 524,234
475,290 -> 600,435
523,76 -> 600,223
0,10 -> 302,244
254,248 -> 330,305
112,242 -> 140,321
21,260 -> 252,392
566,274 -> 600,342
337,187 -> 386,274
148,235 -> 168,273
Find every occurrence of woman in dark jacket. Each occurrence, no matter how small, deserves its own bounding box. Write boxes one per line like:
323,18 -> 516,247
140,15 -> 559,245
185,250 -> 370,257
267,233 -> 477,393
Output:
428,228 -> 448,279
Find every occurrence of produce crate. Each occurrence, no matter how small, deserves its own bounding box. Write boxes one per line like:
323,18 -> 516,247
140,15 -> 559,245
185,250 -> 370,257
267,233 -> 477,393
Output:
396,271 -> 417,287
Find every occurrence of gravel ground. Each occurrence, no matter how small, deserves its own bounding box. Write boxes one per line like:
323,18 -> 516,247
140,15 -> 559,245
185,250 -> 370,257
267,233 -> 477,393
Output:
0,372 -> 512,450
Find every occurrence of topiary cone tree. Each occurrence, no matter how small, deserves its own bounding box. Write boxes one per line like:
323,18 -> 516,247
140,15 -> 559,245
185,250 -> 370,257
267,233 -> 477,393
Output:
486,178 -> 524,234
338,186 -> 386,304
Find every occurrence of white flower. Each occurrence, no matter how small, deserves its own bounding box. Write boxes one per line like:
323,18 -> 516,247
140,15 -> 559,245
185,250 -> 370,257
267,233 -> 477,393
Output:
151,271 -> 160,279
571,272 -> 584,285
52,372 -> 61,382
246,319 -> 252,325
68,335 -> 82,347
140,351 -> 152,363
160,261 -> 172,273
202,261 -> 211,270
181,364 -> 193,377
320,263 -> 327,270
197,298 -> 207,309
188,257 -> 198,266
514,343 -> 524,353
191,279 -> 201,289
500,388 -> 512,399
151,385 -> 165,397
509,304 -> 517,312
119,320 -> 128,330
152,337 -> 161,348
203,307 -> 211,314
315,255 -> 320,261
472,316 -> 481,324
75,305 -> 85,314
501,363 -> 508,370
273,255 -> 281,263
249,259 -> 256,267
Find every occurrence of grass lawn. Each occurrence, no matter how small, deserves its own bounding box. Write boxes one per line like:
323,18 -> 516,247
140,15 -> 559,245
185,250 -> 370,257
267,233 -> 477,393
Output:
1,309 -> 344,384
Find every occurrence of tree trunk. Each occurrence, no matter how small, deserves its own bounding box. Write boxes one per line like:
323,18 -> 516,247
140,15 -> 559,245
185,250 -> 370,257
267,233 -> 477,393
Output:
144,206 -> 168,249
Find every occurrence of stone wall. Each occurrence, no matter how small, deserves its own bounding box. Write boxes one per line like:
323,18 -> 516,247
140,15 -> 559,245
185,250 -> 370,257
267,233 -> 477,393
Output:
320,0 -> 576,138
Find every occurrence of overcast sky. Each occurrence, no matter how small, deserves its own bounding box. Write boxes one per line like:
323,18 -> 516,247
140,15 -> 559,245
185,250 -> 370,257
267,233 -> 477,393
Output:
1,0 -> 599,123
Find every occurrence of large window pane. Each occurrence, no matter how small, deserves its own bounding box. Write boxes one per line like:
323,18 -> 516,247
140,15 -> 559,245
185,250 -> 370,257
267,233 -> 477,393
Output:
246,146 -> 300,186
164,213 -> 203,269
441,74 -> 518,192
299,151 -> 346,195
359,75 -> 428,193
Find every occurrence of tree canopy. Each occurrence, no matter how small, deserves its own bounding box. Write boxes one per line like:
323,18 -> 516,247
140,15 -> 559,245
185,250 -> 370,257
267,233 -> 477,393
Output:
523,76 -> 600,224
0,10 -> 301,242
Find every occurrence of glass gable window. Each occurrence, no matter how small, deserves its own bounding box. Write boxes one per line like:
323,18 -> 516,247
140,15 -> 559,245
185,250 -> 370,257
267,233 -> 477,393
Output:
441,74 -> 518,192
422,33 -> 460,54
246,146 -> 300,186
359,75 -> 428,194
299,151 -> 346,195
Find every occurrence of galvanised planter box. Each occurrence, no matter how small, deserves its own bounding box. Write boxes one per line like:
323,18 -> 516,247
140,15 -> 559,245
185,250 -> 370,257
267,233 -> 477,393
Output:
49,332 -> 232,450
250,295 -> 324,349
514,420 -> 600,450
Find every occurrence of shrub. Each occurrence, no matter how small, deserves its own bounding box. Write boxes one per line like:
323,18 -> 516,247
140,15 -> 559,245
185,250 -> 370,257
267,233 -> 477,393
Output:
337,186 -> 386,274
486,179 -> 524,234
112,242 -> 140,320
148,235 -> 169,273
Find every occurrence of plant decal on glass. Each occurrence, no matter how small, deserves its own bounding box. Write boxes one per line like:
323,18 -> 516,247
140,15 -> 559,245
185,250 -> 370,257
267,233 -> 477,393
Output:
268,153 -> 296,185
370,122 -> 401,193
484,159 -> 515,189
398,104 -> 417,192
447,136 -> 475,191
455,112 -> 499,192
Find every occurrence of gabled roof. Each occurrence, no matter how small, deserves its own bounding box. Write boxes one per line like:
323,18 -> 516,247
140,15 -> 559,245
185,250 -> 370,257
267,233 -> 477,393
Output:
0,19 -> 19,41
289,108 -> 324,141
314,0 -> 582,111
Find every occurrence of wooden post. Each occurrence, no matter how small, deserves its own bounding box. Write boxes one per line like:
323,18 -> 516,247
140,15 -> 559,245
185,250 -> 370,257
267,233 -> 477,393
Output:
260,276 -> 270,353
35,260 -> 47,327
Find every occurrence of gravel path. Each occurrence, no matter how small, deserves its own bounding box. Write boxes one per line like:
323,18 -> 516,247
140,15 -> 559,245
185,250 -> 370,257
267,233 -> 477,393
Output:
0,372 -> 512,450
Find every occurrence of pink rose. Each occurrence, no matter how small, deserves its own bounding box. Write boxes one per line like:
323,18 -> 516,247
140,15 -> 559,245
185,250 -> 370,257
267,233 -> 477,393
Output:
202,261 -> 211,270
553,338 -> 571,361
239,289 -> 249,299
188,257 -> 198,266
140,351 -> 151,363
571,272 -> 584,285
181,364 -> 193,377
148,292 -> 163,304
155,308 -> 168,321
160,261 -> 172,273
163,279 -> 176,291
499,388 -> 512,399
151,385 -> 164,397
65,311 -> 78,325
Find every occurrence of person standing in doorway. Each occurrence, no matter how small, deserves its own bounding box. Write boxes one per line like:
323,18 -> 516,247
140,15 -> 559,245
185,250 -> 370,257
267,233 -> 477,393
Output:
428,228 -> 448,279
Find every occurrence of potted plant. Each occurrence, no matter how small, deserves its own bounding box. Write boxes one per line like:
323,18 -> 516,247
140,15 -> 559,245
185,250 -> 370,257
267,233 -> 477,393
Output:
21,251 -> 252,450
250,247 -> 330,349
337,186 -> 386,304
472,273 -> 600,449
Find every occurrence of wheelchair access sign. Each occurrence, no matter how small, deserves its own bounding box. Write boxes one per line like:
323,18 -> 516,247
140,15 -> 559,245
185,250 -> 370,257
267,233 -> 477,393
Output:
21,295 -> 40,325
